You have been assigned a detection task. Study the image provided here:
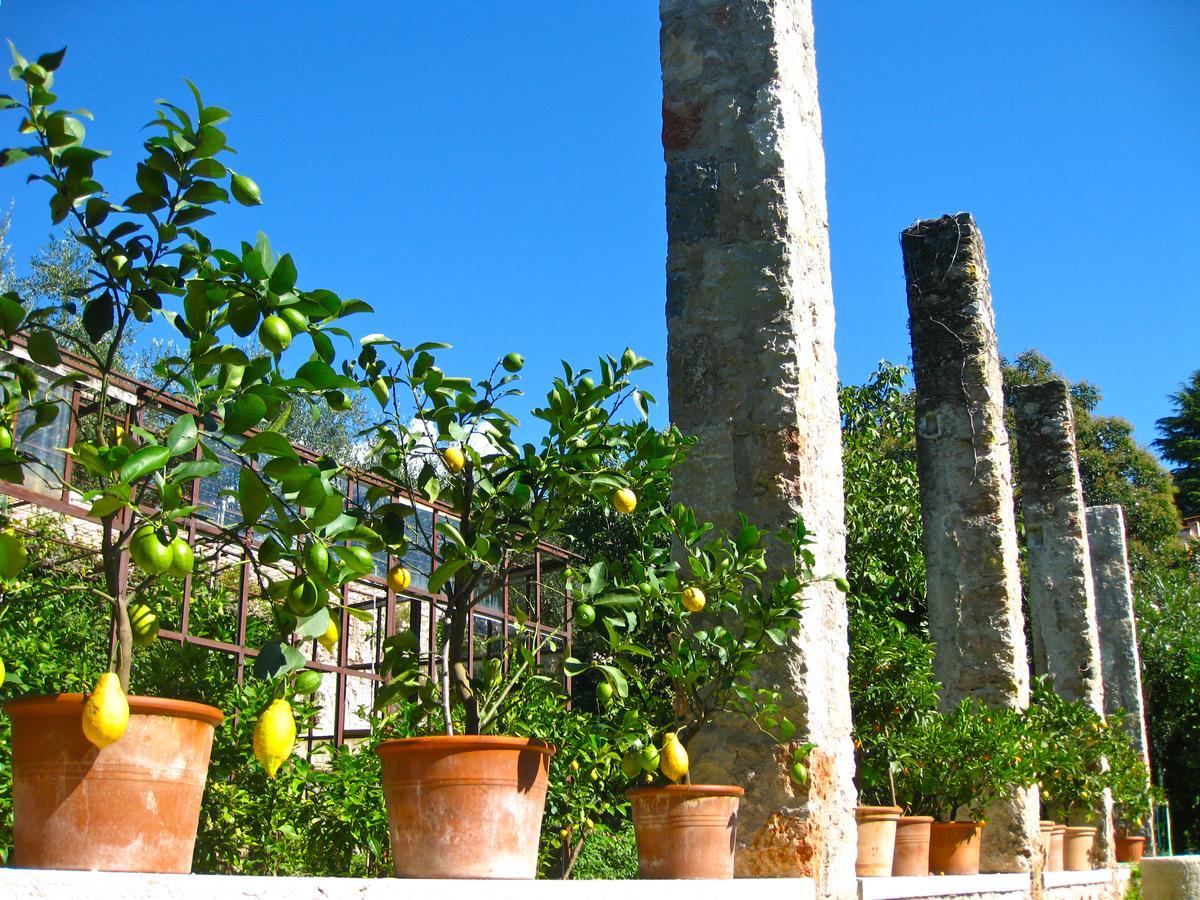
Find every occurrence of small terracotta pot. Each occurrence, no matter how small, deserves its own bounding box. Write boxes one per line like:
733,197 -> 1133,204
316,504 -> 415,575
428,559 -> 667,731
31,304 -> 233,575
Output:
6,692 -> 223,873
856,806 -> 902,876
377,735 -> 554,878
928,821 -> 983,875
1115,833 -> 1146,864
1063,825 -> 1097,871
893,815 -> 934,877
627,784 -> 744,879
1049,824 -> 1067,872
1038,820 -> 1057,870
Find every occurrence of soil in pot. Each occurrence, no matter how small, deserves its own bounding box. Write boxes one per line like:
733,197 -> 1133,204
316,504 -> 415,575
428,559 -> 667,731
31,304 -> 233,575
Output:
856,806 -> 901,877
893,815 -> 934,877
627,784 -> 744,879
1049,824 -> 1066,872
376,734 -> 554,878
1063,825 -> 1097,871
6,692 -> 224,873
1115,833 -> 1146,864
928,821 -> 983,876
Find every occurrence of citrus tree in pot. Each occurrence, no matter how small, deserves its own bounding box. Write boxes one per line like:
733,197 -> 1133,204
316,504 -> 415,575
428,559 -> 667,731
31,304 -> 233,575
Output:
892,699 -> 1030,876
0,46 -> 367,871
580,509 -> 834,879
1104,714 -> 1158,864
361,343 -> 686,878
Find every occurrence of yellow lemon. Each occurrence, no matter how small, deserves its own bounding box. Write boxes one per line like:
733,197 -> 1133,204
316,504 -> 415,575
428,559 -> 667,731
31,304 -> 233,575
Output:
612,487 -> 637,514
386,564 -> 412,593
0,655 -> 5,685
681,586 -> 706,613
442,446 -> 465,473
253,698 -> 296,778
660,732 -> 689,782
318,617 -> 339,653
82,672 -> 129,749
128,603 -> 159,646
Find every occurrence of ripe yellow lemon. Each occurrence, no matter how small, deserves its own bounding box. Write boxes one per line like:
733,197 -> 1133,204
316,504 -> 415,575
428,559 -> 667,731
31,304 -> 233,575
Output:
253,698 -> 296,778
660,732 -> 689,782
0,655 -> 6,685
612,488 -> 637,514
386,564 -> 412,593
681,586 -> 706,613
318,617 -> 339,653
128,603 -> 159,646
442,446 -> 465,473
82,672 -> 129,749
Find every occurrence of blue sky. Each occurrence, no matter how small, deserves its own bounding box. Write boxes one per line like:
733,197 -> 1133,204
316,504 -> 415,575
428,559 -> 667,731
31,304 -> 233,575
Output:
1,2 -> 1197,453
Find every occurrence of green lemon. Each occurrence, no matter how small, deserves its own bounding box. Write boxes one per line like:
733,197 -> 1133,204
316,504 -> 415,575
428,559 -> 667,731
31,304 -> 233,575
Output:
279,308 -> 309,334
130,525 -> 172,575
286,577 -> 322,617
294,670 -> 323,695
231,173 -> 263,206
167,538 -> 195,577
575,603 -> 595,628
639,745 -> 660,774
620,752 -> 641,779
597,681 -> 614,705
0,425 -> 13,451
128,603 -> 160,647
305,541 -> 330,576
258,315 -> 292,354
502,352 -> 524,373
0,530 -> 27,580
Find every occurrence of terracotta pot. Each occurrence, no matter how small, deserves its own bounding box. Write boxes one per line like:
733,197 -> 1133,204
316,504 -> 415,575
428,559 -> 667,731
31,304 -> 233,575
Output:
928,821 -> 983,875
1038,820 -> 1057,870
1115,833 -> 1146,864
856,806 -> 902,876
627,784 -> 744,879
1063,825 -> 1097,871
1049,824 -> 1066,872
893,815 -> 934,877
376,735 -> 554,878
6,692 -> 223,873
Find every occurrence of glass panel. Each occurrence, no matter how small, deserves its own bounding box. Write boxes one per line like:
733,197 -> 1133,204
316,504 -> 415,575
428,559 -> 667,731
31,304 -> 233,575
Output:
15,369 -> 71,497
196,438 -> 241,526
538,552 -> 569,631
400,504 -> 434,592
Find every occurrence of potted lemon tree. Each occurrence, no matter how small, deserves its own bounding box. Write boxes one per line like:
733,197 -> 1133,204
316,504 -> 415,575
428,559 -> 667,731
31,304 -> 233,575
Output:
361,341 -> 688,878
0,46 -> 368,871
578,509 -> 833,878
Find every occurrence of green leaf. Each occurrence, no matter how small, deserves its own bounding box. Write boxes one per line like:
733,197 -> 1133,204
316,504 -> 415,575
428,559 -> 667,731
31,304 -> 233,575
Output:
165,414 -> 198,457
253,641 -> 306,680
269,253 -> 297,293
26,329 -> 60,366
296,607 -> 331,639
119,445 -> 170,483
238,467 -> 268,526
170,459 -> 222,481
427,558 -> 467,595
224,394 -> 267,434
241,431 -> 297,459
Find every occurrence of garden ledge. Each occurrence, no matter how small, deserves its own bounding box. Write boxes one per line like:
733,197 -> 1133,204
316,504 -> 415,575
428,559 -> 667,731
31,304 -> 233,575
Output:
0,870 -> 817,899
857,873 -> 1029,900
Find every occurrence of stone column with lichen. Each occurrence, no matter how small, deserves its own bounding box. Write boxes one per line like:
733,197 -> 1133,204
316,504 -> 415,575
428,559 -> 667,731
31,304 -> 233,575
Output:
901,212 -> 1039,874
1011,378 -> 1115,867
660,0 -> 856,892
1087,503 -> 1155,849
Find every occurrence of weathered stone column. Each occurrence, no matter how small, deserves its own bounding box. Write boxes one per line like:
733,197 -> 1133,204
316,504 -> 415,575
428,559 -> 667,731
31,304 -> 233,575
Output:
901,213 -> 1039,874
1011,379 -> 1114,866
661,0 -> 855,892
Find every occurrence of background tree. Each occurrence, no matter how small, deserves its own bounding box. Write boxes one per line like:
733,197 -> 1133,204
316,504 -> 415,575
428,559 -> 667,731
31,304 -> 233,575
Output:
1155,369 -> 1200,518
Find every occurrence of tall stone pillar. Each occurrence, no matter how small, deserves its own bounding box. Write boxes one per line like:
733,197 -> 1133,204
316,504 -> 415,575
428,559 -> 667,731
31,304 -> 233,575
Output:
1086,504 -> 1151,761
1011,379 -> 1114,866
901,213 -> 1038,874
660,0 -> 855,892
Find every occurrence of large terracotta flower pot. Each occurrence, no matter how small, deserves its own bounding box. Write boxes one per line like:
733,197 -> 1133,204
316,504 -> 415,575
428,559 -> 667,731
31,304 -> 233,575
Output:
893,815 -> 934,877
1063,825 -> 1097,871
928,821 -> 983,875
376,735 -> 554,878
1115,833 -> 1146,864
1038,820 -> 1057,870
856,806 -> 902,876
6,692 -> 223,873
627,784 -> 744,879
1049,824 -> 1066,872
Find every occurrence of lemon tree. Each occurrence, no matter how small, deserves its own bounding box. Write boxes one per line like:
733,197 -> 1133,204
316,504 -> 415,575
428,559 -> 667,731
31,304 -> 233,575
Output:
362,342 -> 681,736
0,46 -> 372,713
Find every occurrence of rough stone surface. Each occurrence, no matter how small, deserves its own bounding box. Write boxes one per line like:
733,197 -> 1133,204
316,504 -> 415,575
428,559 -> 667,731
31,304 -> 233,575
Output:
1141,855 -> 1200,899
1010,380 -> 1114,867
660,0 -> 855,893
901,213 -> 1038,875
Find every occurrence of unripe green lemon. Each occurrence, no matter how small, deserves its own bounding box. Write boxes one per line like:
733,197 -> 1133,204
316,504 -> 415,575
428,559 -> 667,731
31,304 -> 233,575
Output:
279,307 -> 308,334
294,670 -> 323,695
286,577 -> 322,617
574,603 -> 595,627
639,744 -> 660,774
502,352 -> 524,373
128,603 -> 160,647
0,530 -> 27,580
167,538 -> 194,577
0,425 -> 12,451
305,541 -> 330,576
130,524 -> 172,575
620,752 -> 641,779
258,314 -> 292,354
597,681 -> 614,704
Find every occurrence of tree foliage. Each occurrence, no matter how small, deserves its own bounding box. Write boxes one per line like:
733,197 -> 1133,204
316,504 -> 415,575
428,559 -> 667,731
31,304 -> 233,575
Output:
1155,369 -> 1200,519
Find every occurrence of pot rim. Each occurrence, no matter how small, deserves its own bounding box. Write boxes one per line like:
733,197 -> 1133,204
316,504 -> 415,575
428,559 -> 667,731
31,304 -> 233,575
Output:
4,691 -> 224,726
857,805 -> 903,814
627,784 -> 745,799
930,820 -> 984,829
1063,825 -> 1098,835
375,734 -> 556,757
898,815 -> 936,824
1116,833 -> 1146,841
